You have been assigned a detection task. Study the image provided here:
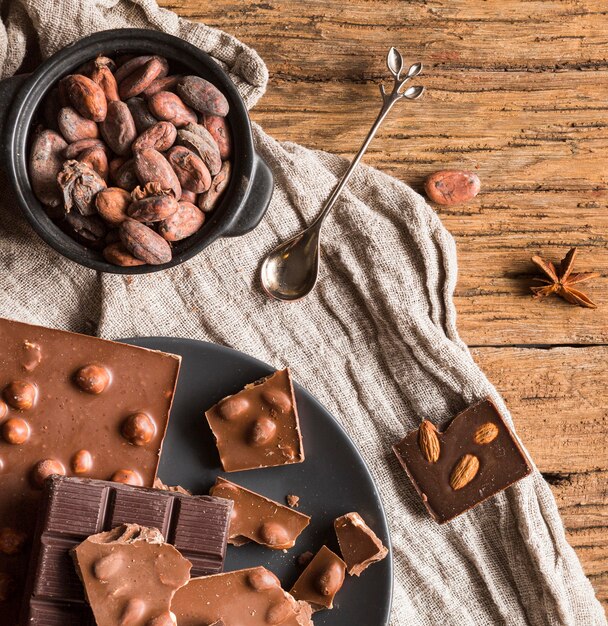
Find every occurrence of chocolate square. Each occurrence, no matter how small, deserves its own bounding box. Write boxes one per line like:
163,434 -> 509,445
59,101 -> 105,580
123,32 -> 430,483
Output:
392,399 -> 532,524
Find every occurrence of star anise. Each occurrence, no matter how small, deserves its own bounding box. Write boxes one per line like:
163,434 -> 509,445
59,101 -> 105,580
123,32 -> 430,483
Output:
530,247 -> 600,309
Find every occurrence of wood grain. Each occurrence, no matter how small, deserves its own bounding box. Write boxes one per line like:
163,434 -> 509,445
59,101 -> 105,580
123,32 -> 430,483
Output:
161,0 -> 607,612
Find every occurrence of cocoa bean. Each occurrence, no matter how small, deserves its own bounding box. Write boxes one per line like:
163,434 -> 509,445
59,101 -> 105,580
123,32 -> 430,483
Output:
29,129 -> 68,207
77,55 -> 116,76
132,121 -> 177,152
142,74 -> 182,98
131,182 -> 171,201
158,201 -> 205,241
176,124 -> 221,175
64,138 -> 106,159
114,159 -> 139,191
64,212 -> 107,244
177,76 -> 229,117
133,148 -> 181,199
119,218 -> 172,265
166,145 -> 211,193
57,160 -> 107,216
118,56 -> 166,100
201,113 -> 232,160
100,101 -> 137,156
114,55 -> 152,83
79,146 -> 109,182
95,187 -> 132,225
57,107 -> 99,143
198,160 -> 231,213
62,74 -> 107,122
180,189 -> 198,204
103,242 -> 145,267
126,97 -> 158,134
424,170 -> 481,206
128,194 -> 179,222
90,63 -> 120,102
147,91 -> 197,128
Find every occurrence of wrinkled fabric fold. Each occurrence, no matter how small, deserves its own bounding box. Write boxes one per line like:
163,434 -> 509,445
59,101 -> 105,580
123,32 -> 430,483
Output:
0,1 -> 605,624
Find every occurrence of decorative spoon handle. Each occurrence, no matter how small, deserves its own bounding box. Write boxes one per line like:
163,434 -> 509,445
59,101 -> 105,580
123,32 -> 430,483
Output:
310,48 -> 424,229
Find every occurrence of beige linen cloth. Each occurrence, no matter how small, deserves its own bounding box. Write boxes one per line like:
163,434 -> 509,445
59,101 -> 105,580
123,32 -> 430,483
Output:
0,1 -> 605,625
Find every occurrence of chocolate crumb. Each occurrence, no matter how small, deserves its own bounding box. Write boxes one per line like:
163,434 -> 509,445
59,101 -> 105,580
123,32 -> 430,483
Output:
286,494 -> 300,508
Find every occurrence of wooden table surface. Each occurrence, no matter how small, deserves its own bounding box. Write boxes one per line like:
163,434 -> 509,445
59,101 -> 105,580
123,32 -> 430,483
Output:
162,0 -> 607,613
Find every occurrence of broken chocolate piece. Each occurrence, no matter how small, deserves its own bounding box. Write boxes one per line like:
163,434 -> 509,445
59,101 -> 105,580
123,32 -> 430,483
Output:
72,524 -> 190,626
210,477 -> 310,550
205,369 -> 304,472
171,567 -> 313,626
290,545 -> 346,611
153,476 -> 192,495
392,398 -> 532,524
21,475 -> 232,624
0,317 -> 180,623
334,512 -> 388,576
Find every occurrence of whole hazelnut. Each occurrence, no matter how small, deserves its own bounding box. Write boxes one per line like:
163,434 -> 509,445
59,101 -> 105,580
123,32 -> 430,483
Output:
121,413 -> 156,446
111,469 -> 143,486
3,380 -> 36,410
248,416 -> 277,447
0,572 -> 14,602
74,364 -> 111,394
258,521 -> 291,547
261,388 -> 292,412
0,527 -> 27,556
32,459 -> 66,488
218,395 -> 250,420
2,417 -> 31,445
71,449 -> 93,474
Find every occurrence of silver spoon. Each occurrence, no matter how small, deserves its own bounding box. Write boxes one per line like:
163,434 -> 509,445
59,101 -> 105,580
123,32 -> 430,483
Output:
260,47 -> 424,301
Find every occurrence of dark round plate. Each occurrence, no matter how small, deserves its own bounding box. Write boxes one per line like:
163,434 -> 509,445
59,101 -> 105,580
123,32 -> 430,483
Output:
124,337 -> 393,626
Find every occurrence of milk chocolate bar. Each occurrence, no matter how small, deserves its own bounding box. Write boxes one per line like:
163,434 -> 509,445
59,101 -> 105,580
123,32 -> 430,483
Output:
0,317 -> 181,622
205,369 -> 304,472
290,545 -> 346,611
392,399 -> 532,524
210,477 -> 310,549
72,524 -> 191,626
334,512 -> 388,576
171,567 -> 314,626
21,475 -> 232,624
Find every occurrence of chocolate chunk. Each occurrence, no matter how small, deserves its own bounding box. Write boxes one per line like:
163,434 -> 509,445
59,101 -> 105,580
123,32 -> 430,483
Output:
392,399 -> 532,524
290,545 -> 346,610
205,368 -> 304,472
210,477 -> 310,550
20,475 -> 232,624
72,524 -> 191,626
171,567 -> 313,626
334,512 -> 388,576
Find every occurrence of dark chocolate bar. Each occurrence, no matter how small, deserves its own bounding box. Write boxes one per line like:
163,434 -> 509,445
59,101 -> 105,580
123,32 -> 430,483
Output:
21,475 -> 232,624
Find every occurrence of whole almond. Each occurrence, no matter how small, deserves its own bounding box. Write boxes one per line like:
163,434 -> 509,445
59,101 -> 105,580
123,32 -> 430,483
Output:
418,420 -> 440,463
449,454 -> 480,490
177,75 -> 229,116
148,91 -> 197,128
473,422 -> 499,445
100,101 -> 137,156
57,107 -> 99,143
119,218 -> 172,265
62,74 -> 107,122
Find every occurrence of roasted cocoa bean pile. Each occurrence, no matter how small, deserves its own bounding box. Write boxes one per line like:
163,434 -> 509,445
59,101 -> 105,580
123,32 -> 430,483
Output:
28,54 -> 233,267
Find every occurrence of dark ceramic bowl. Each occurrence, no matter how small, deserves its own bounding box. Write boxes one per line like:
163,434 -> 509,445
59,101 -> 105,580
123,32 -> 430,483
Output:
0,29 -> 273,274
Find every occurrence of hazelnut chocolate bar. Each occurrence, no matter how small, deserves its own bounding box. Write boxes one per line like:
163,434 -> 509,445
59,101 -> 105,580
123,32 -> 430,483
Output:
171,567 -> 314,626
290,545 -> 346,611
72,524 -> 191,626
210,477 -> 310,550
392,398 -> 532,524
0,317 -> 180,622
21,475 -> 232,624
334,512 -> 388,576
205,368 -> 304,472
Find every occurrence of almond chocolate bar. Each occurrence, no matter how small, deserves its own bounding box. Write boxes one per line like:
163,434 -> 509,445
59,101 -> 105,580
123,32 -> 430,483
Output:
21,475 -> 232,624
392,399 -> 532,524
205,368 -> 304,472
0,317 -> 181,622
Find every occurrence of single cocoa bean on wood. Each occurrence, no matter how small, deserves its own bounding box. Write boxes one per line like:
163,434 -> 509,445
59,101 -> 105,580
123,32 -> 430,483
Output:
147,91 -> 197,128
166,145 -> 211,193
29,129 -> 68,207
132,121 -> 177,152
424,170 -> 481,206
95,187 -> 132,225
126,97 -> 158,134
118,56 -> 166,100
128,193 -> 179,222
119,218 -> 172,265
79,146 -> 109,182
176,124 -> 221,175
133,148 -> 181,199
62,74 -> 107,122
57,160 -> 107,216
198,160 -> 231,213
158,201 -> 205,241
177,76 -> 229,116
100,100 -> 137,156
201,113 -> 232,160
64,138 -> 106,160
142,74 -> 182,98
103,242 -> 145,266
